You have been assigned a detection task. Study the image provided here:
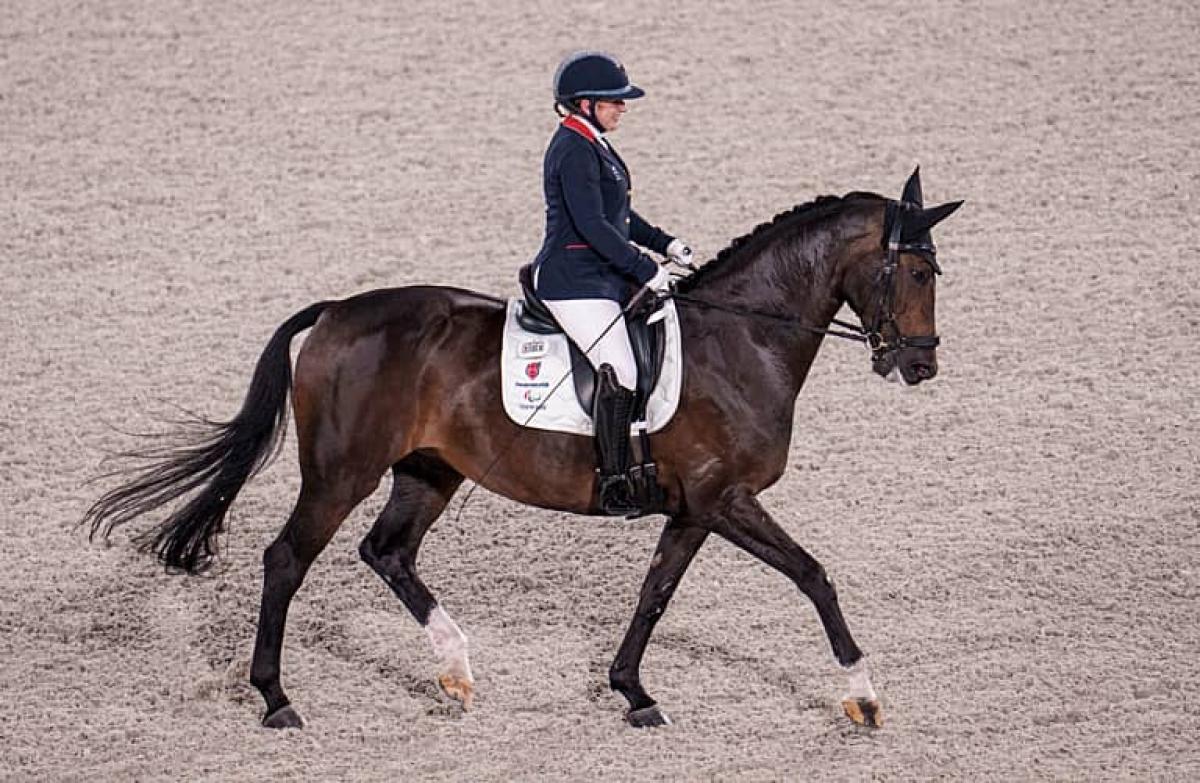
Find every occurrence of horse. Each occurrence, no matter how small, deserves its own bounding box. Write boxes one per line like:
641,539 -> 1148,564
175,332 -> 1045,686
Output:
84,168 -> 962,730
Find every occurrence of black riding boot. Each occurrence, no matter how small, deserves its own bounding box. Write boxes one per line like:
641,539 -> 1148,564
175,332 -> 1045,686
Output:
593,364 -> 639,515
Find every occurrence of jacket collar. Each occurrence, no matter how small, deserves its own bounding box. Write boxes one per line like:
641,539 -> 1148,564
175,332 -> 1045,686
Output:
562,114 -> 609,148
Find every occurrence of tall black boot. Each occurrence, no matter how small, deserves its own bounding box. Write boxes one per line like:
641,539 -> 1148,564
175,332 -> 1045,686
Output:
593,364 -> 639,516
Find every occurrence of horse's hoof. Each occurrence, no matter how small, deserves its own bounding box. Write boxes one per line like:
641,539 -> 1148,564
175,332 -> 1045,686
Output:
841,697 -> 883,727
626,705 -> 671,728
438,673 -> 475,710
262,704 -> 304,729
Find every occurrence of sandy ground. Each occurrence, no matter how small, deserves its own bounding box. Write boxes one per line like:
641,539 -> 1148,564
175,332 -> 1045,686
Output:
3,0 -> 1199,779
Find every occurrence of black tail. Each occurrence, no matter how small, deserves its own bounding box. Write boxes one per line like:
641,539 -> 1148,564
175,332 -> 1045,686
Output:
83,301 -> 331,574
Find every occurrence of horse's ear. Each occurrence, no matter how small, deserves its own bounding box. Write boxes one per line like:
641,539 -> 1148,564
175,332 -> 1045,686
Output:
915,200 -> 964,233
899,200 -> 964,245
901,166 -> 923,207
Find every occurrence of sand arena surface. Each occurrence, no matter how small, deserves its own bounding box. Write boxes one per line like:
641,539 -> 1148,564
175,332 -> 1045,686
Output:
3,0 -> 1199,779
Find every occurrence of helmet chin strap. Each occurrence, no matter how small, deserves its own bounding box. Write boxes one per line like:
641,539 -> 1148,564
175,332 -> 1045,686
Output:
562,98 -> 604,133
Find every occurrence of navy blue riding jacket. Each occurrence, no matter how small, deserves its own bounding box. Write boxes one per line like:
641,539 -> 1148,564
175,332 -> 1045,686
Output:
532,117 -> 673,302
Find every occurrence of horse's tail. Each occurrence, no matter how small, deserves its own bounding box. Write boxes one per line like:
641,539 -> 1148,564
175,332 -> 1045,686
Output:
83,301 -> 332,574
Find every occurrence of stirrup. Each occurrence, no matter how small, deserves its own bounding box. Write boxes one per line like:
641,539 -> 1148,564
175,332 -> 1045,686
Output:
626,463 -> 666,518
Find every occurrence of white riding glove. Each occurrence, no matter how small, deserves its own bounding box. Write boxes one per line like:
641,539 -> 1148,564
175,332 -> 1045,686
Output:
666,238 -> 695,269
646,263 -> 672,293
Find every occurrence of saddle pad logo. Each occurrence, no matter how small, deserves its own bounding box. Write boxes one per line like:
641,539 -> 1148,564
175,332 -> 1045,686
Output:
518,339 -> 547,358
525,361 -> 541,380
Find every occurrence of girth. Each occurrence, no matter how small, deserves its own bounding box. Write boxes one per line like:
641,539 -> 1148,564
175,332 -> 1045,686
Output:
517,263 -> 666,418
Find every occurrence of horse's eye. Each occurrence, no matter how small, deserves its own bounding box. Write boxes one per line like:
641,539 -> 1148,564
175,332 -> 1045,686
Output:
911,268 -> 930,285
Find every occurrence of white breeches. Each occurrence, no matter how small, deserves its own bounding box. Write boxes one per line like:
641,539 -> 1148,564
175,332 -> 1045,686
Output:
542,297 -> 637,390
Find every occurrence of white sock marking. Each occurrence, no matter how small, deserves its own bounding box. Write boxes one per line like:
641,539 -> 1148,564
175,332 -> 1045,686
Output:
425,605 -> 473,681
844,658 -> 878,701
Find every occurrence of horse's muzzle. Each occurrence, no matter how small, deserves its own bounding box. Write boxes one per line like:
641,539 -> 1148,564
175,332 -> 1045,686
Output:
905,357 -> 938,384
875,348 -> 938,385
900,348 -> 938,385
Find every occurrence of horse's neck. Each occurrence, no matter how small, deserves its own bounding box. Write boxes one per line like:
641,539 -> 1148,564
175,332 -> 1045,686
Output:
696,234 -> 847,393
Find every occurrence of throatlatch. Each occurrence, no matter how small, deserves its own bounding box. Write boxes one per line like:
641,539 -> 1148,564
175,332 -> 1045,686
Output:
593,364 -> 665,517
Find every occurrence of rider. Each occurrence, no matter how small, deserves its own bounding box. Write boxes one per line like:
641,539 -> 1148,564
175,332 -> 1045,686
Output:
532,50 -> 694,514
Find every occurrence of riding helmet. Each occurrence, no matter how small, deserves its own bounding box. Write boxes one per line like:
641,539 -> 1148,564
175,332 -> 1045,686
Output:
553,51 -> 645,106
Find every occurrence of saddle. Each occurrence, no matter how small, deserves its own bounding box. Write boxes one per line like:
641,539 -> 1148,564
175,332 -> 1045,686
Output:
516,264 -> 667,421
516,263 -> 669,517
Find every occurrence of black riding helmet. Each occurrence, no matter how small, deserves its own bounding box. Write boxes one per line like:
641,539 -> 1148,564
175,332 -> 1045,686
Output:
553,51 -> 644,123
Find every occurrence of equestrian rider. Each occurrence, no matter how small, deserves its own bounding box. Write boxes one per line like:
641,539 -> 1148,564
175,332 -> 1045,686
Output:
531,51 -> 694,514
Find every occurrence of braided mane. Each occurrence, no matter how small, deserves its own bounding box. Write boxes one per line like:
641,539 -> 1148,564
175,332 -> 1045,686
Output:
675,191 -> 885,293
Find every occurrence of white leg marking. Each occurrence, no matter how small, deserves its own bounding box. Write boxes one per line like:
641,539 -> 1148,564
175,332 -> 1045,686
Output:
426,605 -> 473,683
844,658 -> 878,701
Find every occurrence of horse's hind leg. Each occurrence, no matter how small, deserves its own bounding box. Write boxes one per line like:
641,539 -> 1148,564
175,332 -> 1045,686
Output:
250,479 -> 376,729
357,452 -> 472,708
703,485 -> 880,727
610,517 -> 708,727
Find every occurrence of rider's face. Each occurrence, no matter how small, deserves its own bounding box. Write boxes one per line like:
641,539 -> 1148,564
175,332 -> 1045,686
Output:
586,99 -> 627,132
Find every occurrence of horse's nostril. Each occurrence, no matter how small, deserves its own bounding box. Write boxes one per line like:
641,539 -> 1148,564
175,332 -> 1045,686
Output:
914,362 -> 937,380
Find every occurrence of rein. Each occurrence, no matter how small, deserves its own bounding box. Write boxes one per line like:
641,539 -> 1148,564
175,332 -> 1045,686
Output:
671,198 -> 942,362
668,292 -> 870,344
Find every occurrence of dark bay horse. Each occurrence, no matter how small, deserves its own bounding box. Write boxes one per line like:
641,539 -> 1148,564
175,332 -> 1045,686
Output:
85,169 -> 961,730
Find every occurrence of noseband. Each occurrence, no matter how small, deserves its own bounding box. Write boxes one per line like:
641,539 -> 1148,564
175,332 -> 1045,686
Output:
866,201 -> 941,364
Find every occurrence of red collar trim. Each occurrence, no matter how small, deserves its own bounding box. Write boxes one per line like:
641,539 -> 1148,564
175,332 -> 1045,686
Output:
562,115 -> 600,144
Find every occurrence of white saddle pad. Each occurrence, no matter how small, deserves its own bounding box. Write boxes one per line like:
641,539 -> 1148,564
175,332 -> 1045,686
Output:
500,298 -> 684,436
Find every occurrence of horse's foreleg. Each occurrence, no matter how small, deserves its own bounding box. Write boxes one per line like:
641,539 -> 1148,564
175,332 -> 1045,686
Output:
251,482 -> 369,729
702,485 -> 881,728
358,453 -> 473,709
609,517 -> 708,727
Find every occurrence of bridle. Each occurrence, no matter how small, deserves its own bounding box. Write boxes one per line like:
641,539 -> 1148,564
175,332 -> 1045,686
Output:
669,198 -> 942,366
865,200 -> 941,364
